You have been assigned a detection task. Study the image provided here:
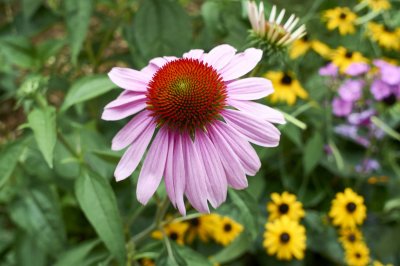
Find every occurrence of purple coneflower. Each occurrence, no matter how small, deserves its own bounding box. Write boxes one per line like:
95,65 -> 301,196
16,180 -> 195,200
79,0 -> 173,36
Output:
102,44 -> 284,214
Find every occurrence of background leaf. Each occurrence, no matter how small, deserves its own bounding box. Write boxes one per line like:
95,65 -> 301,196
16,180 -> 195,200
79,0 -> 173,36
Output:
303,132 -> 324,175
0,139 -> 26,188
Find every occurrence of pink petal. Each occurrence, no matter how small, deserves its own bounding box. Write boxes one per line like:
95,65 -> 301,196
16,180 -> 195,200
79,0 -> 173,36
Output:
183,49 -> 204,60
164,132 -> 176,207
213,122 -> 261,176
228,99 -> 286,124
149,56 -> 178,69
220,48 -> 263,81
114,122 -> 156,181
136,128 -> 169,205
222,109 -> 280,147
104,91 -> 146,109
111,110 -> 153,151
202,44 -> 237,71
172,134 -> 187,215
108,67 -> 151,92
140,64 -> 158,76
227,77 -> 273,100
101,98 -> 147,121
195,130 -> 227,208
207,124 -> 248,189
182,134 -> 210,213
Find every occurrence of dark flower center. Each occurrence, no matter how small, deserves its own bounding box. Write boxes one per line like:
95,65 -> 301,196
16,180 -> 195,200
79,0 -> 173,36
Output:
348,234 -> 356,242
280,232 -> 291,243
346,202 -> 357,213
281,73 -> 293,85
147,58 -> 227,133
383,94 -> 397,106
224,223 -> 232,232
345,51 -> 353,58
355,252 -> 361,259
190,218 -> 200,227
383,25 -> 394,33
278,203 -> 290,214
340,12 -> 347,19
169,231 -> 179,241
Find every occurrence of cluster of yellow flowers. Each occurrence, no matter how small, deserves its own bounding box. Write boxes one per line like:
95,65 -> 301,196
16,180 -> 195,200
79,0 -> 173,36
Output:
263,192 -> 307,261
329,188 -> 392,266
152,213 -> 243,246
322,0 -> 400,51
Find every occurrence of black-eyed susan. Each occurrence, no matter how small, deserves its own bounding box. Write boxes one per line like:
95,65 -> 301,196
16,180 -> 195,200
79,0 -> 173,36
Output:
263,216 -> 306,261
290,35 -> 332,59
344,242 -> 370,266
367,22 -> 400,51
331,47 -> 368,73
213,215 -> 244,246
265,71 -> 308,105
323,7 -> 358,35
361,0 -> 391,12
186,214 -> 218,243
151,220 -> 189,245
329,188 -> 367,228
339,227 -> 363,248
267,192 -> 305,221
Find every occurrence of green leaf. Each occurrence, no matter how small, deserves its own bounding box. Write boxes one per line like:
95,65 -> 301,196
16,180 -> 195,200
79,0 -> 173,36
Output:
9,186 -> 66,255
16,234 -> 47,266
0,140 -> 26,188
22,0 -> 43,19
210,233 -> 251,264
371,116 -> 400,142
64,0 -> 93,64
75,170 -> 126,265
303,132 -> 324,175
0,36 -> 37,69
175,245 -> 212,266
133,0 -> 191,60
27,106 -> 57,168
55,240 -> 102,266
61,75 -> 117,112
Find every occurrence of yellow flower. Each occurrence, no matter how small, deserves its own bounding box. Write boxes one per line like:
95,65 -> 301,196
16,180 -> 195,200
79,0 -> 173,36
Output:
290,36 -> 332,59
329,188 -> 367,228
186,214 -> 218,243
213,215 -> 244,246
267,192 -> 305,222
331,46 -> 368,73
361,0 -> 391,11
139,258 -> 155,266
339,227 -> 363,248
151,220 -> 189,245
263,216 -> 306,261
367,22 -> 400,51
344,242 -> 370,266
323,7 -> 358,35
373,260 -> 394,266
265,71 -> 308,105
367,175 -> 389,184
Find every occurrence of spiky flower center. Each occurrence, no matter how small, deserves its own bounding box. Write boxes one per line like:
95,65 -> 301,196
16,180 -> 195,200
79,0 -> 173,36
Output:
146,58 -> 227,132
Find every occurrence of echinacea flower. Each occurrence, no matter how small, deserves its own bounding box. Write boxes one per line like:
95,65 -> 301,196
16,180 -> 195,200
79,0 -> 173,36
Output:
367,22 -> 400,51
267,191 -> 305,222
323,7 -> 358,35
329,188 -> 367,228
344,242 -> 370,266
265,71 -> 308,105
263,216 -> 306,261
102,44 -> 284,215
247,1 -> 306,50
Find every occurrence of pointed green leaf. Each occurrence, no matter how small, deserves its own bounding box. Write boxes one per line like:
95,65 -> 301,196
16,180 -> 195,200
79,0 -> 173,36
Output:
27,106 -> 57,168
0,140 -> 26,188
75,170 -> 126,265
55,240 -> 102,266
303,132 -> 324,175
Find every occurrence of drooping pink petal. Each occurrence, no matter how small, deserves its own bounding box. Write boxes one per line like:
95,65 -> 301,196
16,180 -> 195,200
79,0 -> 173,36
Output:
164,131 -> 176,207
213,122 -> 261,176
172,134 -> 187,215
202,44 -> 237,71
195,130 -> 227,208
104,91 -> 146,109
108,67 -> 152,92
140,64 -> 158,76
227,77 -> 273,100
208,124 -> 248,189
219,48 -> 262,81
136,128 -> 169,205
148,56 -> 177,69
222,109 -> 280,147
182,134 -> 210,213
183,49 -> 204,60
111,110 -> 153,151
114,122 -> 156,181
101,98 -> 147,121
228,99 -> 286,124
